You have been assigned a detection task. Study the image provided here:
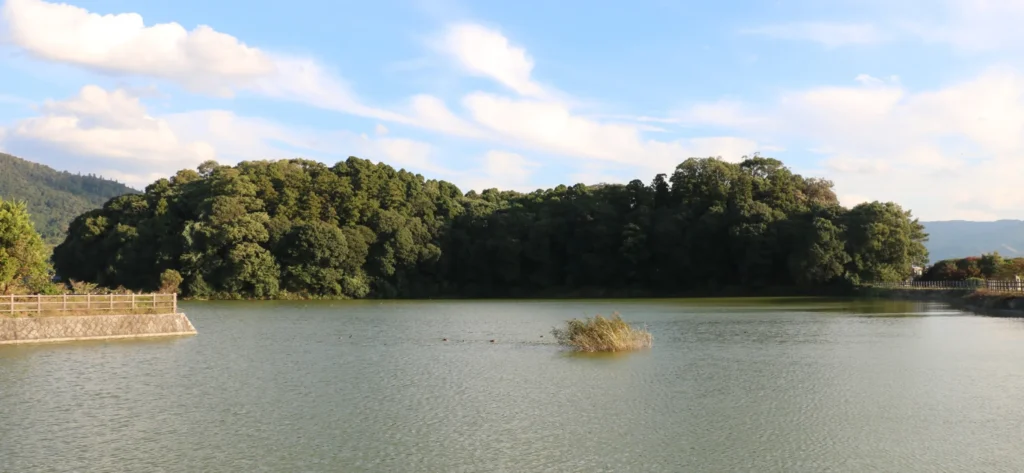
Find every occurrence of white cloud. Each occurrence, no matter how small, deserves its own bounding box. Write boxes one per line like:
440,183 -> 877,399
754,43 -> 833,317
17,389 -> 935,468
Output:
406,94 -> 486,138
0,85 -> 444,187
438,23 -> 546,98
905,0 -> 1024,51
461,92 -> 760,175
1,6 -> 770,181
425,24 -> 766,177
1,0 -> 271,95
741,22 -> 887,47
742,1 -> 1024,52
823,156 -> 892,174
0,0 -> 403,121
680,68 -> 1024,220
5,85 -> 215,177
457,150 -> 540,192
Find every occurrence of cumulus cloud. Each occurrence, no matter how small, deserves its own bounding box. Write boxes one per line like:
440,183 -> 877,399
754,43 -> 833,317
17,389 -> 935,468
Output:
0,85 -> 444,188
1,0 -> 271,94
1,4 -> 769,181
5,85 -> 215,178
679,68 -> 1024,220
0,0 -> 402,120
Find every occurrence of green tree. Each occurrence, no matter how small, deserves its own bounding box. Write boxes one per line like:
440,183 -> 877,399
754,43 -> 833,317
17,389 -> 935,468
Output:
843,202 -> 928,283
51,155 -> 931,299
0,198 -> 52,294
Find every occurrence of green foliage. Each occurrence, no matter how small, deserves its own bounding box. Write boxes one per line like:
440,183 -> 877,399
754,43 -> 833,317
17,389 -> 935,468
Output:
551,312 -> 653,352
159,269 -> 183,294
0,198 -> 52,294
0,153 -> 136,244
51,155 -> 929,298
922,252 -> 1024,281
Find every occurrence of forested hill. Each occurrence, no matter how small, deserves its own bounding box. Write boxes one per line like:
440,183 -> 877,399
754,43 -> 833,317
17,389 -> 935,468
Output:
0,153 -> 137,243
53,156 -> 929,299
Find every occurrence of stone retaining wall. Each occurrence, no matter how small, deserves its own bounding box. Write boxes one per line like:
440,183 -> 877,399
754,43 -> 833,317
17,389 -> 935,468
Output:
0,313 -> 196,344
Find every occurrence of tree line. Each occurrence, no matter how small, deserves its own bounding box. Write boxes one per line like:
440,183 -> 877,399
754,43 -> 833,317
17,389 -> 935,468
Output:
5,155 -> 928,298
918,253 -> 1024,282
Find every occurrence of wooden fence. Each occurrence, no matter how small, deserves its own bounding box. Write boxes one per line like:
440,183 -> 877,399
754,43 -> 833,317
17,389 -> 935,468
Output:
1,293 -> 178,317
874,280 -> 1024,292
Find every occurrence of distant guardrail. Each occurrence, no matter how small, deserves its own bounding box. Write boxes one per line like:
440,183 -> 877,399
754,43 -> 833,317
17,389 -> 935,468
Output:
873,280 -> 1024,292
1,293 -> 178,317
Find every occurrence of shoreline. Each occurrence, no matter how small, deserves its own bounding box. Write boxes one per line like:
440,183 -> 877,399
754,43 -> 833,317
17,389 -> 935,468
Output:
855,287 -> 1024,317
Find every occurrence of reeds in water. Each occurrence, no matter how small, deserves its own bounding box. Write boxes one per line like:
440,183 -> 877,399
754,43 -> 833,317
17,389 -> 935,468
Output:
551,312 -> 653,352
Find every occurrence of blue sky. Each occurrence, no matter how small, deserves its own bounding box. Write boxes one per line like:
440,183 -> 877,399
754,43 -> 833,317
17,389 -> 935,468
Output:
2,0 -> 1024,221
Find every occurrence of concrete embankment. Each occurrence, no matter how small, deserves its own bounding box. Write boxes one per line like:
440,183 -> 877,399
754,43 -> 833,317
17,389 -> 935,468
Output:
0,313 -> 197,345
859,287 -> 1024,317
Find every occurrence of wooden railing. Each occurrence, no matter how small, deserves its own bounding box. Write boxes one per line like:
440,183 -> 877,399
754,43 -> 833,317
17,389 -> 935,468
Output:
1,293 -> 178,317
873,280 -> 1024,292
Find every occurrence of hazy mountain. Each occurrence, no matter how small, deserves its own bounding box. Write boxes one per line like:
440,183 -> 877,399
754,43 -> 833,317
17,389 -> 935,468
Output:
0,153 -> 137,244
921,220 -> 1024,262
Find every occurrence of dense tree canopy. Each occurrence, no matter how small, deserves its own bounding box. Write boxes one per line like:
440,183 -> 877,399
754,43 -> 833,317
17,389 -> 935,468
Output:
53,156 -> 929,299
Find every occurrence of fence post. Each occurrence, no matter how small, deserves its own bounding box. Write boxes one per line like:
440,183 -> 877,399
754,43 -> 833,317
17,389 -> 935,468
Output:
172,293 -> 177,314
37,295 -> 41,314
131,294 -> 136,311
8,295 -> 12,316
87,294 -> 90,311
63,293 -> 67,313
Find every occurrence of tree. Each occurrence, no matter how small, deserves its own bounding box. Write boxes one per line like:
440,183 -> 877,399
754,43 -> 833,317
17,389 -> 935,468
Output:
979,252 -> 1004,278
51,155 -> 930,299
159,269 -> 183,294
843,202 -> 928,283
0,198 -> 52,294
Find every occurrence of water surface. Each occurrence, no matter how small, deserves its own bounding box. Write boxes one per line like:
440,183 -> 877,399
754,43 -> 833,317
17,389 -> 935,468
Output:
3,298 -> 1024,472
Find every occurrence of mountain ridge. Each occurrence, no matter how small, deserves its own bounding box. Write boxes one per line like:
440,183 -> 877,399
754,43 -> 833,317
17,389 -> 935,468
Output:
0,153 -> 138,244
920,219 -> 1024,262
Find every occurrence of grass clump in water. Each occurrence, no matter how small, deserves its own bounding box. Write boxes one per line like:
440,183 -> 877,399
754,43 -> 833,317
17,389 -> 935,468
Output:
551,312 -> 653,352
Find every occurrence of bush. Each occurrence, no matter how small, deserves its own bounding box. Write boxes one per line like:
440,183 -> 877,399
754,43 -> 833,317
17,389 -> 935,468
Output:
551,312 -> 653,352
966,277 -> 985,289
159,269 -> 183,294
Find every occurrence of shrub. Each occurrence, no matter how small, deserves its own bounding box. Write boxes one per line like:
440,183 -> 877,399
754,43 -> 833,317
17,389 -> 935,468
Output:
966,277 -> 985,289
69,280 -> 99,295
159,269 -> 183,294
551,312 -> 653,352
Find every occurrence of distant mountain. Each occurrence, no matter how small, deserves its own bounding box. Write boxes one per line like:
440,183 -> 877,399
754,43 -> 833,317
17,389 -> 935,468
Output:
0,153 -> 138,244
921,220 -> 1024,262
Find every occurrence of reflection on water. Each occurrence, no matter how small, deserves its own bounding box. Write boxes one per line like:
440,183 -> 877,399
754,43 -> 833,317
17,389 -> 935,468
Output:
3,298 -> 1024,472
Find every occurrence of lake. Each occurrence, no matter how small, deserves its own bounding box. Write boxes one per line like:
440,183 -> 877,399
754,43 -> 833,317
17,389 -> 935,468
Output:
3,298 -> 1024,472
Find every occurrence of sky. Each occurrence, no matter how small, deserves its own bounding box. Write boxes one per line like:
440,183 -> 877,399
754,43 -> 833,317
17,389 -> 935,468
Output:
1,0 -> 1023,221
